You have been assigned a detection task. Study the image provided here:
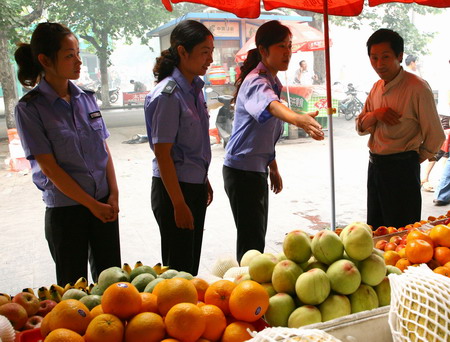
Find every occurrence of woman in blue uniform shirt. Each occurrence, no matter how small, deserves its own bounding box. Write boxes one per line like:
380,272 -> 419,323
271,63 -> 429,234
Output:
144,20 -> 214,275
14,22 -> 121,285
223,20 -> 325,263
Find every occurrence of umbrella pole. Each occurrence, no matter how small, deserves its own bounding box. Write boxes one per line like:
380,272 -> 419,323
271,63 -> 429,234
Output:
323,0 -> 336,231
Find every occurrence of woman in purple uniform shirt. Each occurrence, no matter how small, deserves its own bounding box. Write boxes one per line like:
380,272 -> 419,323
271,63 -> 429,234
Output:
14,22 -> 121,285
144,20 -> 214,275
223,21 -> 325,263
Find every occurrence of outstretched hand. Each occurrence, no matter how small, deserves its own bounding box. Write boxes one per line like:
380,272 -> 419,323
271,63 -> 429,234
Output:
295,111 -> 325,140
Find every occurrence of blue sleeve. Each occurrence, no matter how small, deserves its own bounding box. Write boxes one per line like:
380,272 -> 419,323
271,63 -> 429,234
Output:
145,93 -> 181,144
243,76 -> 280,124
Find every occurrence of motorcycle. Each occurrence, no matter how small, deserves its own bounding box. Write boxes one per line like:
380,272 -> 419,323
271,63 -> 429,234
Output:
206,88 -> 234,148
338,83 -> 364,120
93,82 -> 120,104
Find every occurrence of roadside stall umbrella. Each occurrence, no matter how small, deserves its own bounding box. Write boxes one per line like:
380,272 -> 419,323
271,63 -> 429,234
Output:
161,0 -> 450,230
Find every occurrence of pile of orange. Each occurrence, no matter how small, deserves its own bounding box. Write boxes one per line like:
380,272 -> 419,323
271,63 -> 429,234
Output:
391,225 -> 450,276
40,277 -> 269,342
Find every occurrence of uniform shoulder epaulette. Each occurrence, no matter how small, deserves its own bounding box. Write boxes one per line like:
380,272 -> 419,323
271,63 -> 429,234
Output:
161,80 -> 177,95
19,89 -> 39,103
258,69 -> 268,77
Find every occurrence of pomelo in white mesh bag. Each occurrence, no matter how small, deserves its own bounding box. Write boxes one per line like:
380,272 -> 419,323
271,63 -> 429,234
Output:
248,327 -> 342,341
388,264 -> 450,341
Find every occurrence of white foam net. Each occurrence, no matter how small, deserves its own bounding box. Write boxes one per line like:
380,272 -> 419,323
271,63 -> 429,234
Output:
388,264 -> 450,342
248,327 -> 342,342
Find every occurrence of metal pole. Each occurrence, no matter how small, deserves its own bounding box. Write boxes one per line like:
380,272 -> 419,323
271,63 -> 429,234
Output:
323,0 -> 336,230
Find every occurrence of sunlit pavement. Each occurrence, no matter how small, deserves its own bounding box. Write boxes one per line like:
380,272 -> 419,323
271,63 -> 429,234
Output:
0,115 -> 446,294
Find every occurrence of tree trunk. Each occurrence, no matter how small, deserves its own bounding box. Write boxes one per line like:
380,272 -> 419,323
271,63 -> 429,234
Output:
98,30 -> 110,107
0,32 -> 18,129
309,16 -> 326,85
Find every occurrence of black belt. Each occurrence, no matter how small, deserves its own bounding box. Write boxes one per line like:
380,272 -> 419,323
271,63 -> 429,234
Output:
369,151 -> 418,164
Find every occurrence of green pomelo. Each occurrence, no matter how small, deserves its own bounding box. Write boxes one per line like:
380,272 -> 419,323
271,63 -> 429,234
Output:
311,230 -> 344,265
342,251 -> 360,267
264,293 -> 296,327
159,269 -> 179,279
98,266 -> 130,291
143,278 -> 165,293
295,268 -> 330,305
248,254 -> 278,283
375,277 -> 391,306
386,265 -> 402,275
299,256 -> 315,270
341,222 -> 373,241
89,284 -> 103,296
240,249 -> 262,267
131,273 -> 156,292
271,260 -> 303,295
176,271 -> 194,280
130,265 -> 157,281
349,284 -> 379,313
326,259 -> 361,295
372,248 -> 384,259
319,294 -> 351,322
61,289 -> 87,301
283,230 -> 312,264
261,283 -> 277,297
79,295 -> 102,310
276,252 -> 287,262
304,261 -> 328,272
234,273 -> 251,284
288,305 -> 322,328
358,254 -> 387,286
343,226 -> 374,261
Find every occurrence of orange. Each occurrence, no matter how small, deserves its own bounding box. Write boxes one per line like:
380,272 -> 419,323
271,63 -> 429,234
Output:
139,292 -> 159,314
102,282 -> 142,320
154,277 -> 198,316
406,229 -> 433,247
433,266 -> 450,277
395,258 -> 411,272
197,301 -> 206,307
165,303 -> 206,342
229,280 -> 269,322
204,280 -> 236,315
383,250 -> 401,266
84,313 -> 124,342
161,339 -> 181,342
200,304 -> 227,341
190,277 -> 210,302
124,312 -> 166,342
44,328 -> 84,342
42,299 -> 92,336
434,246 -> 450,266
445,261 -> 450,269
405,239 -> 434,264
221,321 -> 255,342
398,247 -> 407,259
429,224 -> 450,247
90,304 -> 104,318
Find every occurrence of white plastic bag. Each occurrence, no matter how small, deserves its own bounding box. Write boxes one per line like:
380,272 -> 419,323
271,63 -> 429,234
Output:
248,327 -> 342,342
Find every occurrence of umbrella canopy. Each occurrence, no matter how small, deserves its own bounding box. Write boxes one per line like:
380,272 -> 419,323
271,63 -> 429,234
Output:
235,22 -> 329,63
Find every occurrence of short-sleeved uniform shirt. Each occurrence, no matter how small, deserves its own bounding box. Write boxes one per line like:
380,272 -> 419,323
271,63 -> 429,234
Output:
15,78 -> 110,207
224,62 -> 283,173
144,67 -> 211,184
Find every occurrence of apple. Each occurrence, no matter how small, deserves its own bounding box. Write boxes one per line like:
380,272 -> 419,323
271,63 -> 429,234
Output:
0,294 -> 11,306
12,292 -> 40,316
390,236 -> 403,245
37,299 -> 57,317
395,244 -> 406,252
384,242 -> 397,251
375,240 -> 387,250
23,315 -> 43,330
387,226 -> 398,234
0,302 -> 28,330
374,226 -> 389,236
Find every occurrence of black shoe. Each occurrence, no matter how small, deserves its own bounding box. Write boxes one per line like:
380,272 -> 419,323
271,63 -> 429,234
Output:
433,199 -> 449,206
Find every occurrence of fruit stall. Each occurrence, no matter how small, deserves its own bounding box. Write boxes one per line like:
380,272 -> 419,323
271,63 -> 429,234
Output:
1,216 -> 450,342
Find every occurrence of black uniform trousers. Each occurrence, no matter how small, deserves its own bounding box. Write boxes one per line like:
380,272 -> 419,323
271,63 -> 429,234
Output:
45,197 -> 121,286
367,151 -> 421,229
151,177 -> 207,276
223,165 -> 268,263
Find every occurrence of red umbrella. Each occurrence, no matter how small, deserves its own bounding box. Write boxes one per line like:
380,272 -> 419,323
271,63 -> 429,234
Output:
161,0 -> 450,229
235,22 -> 329,63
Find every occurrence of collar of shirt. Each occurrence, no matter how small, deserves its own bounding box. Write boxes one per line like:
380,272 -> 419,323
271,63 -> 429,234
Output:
382,67 -> 405,93
171,67 -> 205,98
37,78 -> 84,105
254,62 -> 282,96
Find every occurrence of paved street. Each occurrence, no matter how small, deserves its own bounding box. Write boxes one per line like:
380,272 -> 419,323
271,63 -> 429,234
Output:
0,113 -> 447,295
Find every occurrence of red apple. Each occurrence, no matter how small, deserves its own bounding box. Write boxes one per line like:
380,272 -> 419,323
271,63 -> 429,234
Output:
374,226 -> 389,236
384,242 -> 398,251
388,226 -> 398,234
0,294 -> 11,306
375,240 -> 388,250
12,292 -> 40,316
23,315 -> 43,330
0,302 -> 28,330
395,244 -> 406,252
390,236 -> 403,245
37,299 -> 57,317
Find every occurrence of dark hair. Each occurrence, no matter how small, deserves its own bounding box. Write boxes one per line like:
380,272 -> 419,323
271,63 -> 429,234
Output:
366,29 -> 404,58
15,22 -> 74,88
153,20 -> 213,83
405,55 -> 417,66
300,60 -> 306,66
233,20 -> 291,101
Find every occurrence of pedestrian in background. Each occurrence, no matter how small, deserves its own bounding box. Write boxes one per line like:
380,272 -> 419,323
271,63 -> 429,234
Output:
223,20 -> 324,263
14,22 -> 121,286
356,29 -> 444,229
144,20 -> 214,275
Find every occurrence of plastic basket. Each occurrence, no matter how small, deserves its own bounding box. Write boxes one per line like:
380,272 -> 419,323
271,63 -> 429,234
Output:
15,328 -> 43,342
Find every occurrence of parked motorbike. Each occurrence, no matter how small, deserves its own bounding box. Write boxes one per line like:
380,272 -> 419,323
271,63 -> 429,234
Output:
338,83 -> 364,120
206,88 -> 234,148
95,85 -> 120,104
